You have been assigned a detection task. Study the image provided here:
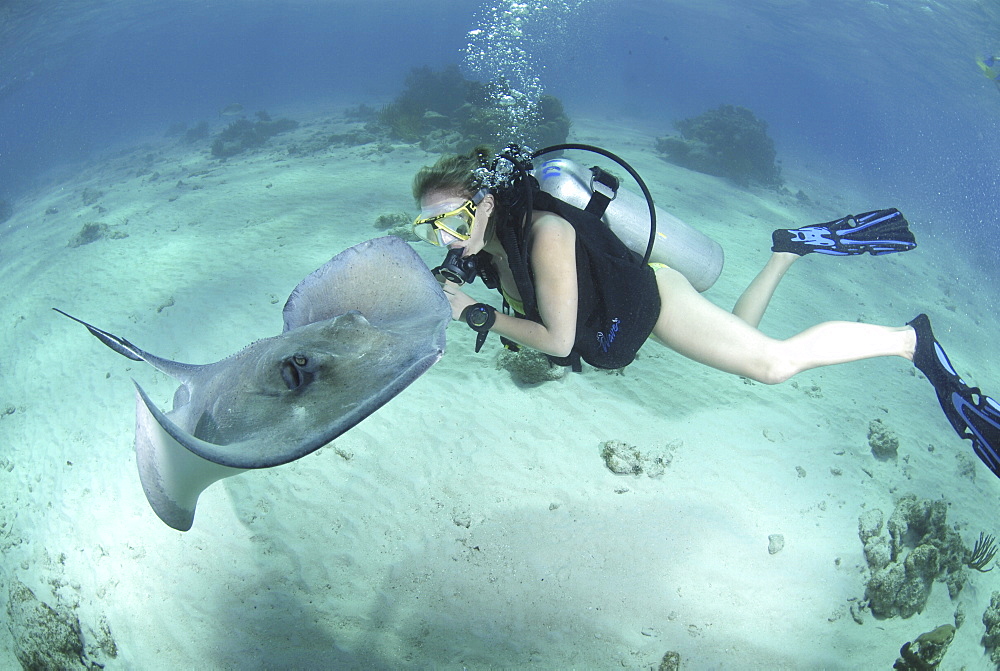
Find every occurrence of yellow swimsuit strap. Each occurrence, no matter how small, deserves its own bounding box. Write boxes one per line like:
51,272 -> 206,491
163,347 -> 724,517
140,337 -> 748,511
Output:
501,287 -> 526,315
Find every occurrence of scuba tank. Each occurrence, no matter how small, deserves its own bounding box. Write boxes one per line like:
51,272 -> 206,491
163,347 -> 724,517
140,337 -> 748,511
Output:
532,155 -> 724,292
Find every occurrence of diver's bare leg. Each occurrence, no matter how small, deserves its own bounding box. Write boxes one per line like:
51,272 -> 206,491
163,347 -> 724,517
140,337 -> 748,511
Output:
651,266 -> 916,384
732,252 -> 798,327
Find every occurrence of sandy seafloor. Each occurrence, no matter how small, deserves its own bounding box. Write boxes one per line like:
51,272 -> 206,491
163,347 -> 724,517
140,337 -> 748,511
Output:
1,104 -> 999,670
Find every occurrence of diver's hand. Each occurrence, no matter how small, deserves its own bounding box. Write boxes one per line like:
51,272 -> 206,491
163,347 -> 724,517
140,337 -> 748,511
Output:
441,280 -> 476,320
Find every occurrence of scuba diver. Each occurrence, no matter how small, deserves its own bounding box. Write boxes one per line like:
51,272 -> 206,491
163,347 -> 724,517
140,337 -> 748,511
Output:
977,55 -> 1000,92
410,144 -> 1000,480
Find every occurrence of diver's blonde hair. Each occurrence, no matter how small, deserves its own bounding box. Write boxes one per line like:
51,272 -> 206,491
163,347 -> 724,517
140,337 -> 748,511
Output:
411,145 -> 492,202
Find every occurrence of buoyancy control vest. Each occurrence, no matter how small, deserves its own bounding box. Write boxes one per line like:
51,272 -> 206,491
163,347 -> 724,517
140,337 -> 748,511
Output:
464,144 -> 722,370
523,189 -> 661,370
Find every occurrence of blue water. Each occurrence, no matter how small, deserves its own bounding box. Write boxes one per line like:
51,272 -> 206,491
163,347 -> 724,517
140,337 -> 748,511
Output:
576,1 -> 1000,245
4,1 -> 1000,666
3,0 -> 999,248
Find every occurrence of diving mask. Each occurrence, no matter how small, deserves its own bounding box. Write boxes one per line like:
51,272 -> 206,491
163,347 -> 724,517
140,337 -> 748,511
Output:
413,188 -> 489,246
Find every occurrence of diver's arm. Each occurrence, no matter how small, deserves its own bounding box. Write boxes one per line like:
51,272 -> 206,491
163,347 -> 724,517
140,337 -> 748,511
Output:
489,312 -> 573,357
520,214 -> 578,356
441,214 -> 578,357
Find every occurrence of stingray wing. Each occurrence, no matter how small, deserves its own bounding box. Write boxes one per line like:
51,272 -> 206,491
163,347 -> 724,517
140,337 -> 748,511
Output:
283,235 -> 447,331
132,323 -> 441,532
134,326 -> 443,470
132,236 -> 450,530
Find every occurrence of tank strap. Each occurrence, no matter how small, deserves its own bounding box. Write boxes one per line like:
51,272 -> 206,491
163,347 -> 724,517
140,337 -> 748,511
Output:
584,166 -> 619,218
547,351 -> 583,372
498,297 -> 516,351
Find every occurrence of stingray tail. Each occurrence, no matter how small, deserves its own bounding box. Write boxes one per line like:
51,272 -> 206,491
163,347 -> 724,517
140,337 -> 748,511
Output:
53,308 -> 145,361
54,308 -> 205,384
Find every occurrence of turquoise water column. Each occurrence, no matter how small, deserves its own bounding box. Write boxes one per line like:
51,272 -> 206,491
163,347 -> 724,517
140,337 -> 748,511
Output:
462,0 -> 585,144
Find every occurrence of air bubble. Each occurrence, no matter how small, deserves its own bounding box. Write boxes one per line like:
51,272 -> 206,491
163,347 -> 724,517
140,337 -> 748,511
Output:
463,0 -> 586,143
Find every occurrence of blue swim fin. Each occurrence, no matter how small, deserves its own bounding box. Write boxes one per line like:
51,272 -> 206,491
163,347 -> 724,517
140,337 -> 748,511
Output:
909,313 -> 1000,478
772,209 -> 917,256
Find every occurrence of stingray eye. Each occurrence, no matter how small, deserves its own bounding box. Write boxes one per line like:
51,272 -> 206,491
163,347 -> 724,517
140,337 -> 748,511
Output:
280,354 -> 314,391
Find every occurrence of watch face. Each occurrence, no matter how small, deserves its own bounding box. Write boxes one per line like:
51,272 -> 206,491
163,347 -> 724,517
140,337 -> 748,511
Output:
469,307 -> 490,328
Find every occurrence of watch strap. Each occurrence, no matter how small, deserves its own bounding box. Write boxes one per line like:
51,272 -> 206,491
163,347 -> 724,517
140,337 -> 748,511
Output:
463,303 -> 496,353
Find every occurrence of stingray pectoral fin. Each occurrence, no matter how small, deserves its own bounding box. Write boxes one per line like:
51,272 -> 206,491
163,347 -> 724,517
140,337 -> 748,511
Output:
283,236 -> 450,331
136,341 -> 443,471
134,382 -> 246,531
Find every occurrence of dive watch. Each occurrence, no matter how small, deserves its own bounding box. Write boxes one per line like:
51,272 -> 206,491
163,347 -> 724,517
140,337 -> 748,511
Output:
463,303 -> 496,353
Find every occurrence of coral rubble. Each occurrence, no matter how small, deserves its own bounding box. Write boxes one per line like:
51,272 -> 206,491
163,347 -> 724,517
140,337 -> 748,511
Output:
184,121 -> 210,143
658,650 -> 681,671
859,495 -> 967,619
372,212 -> 419,242
211,113 -> 299,158
80,187 -> 103,206
6,577 -> 86,670
373,212 -> 411,231
495,347 -> 566,385
370,65 -> 570,152
655,104 -> 782,188
893,624 -> 955,670
599,439 -> 675,477
67,222 -> 129,248
983,592 -> 1000,666
868,418 -> 900,461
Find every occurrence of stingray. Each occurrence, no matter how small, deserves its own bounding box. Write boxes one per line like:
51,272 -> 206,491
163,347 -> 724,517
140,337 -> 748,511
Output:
56,236 -> 450,531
